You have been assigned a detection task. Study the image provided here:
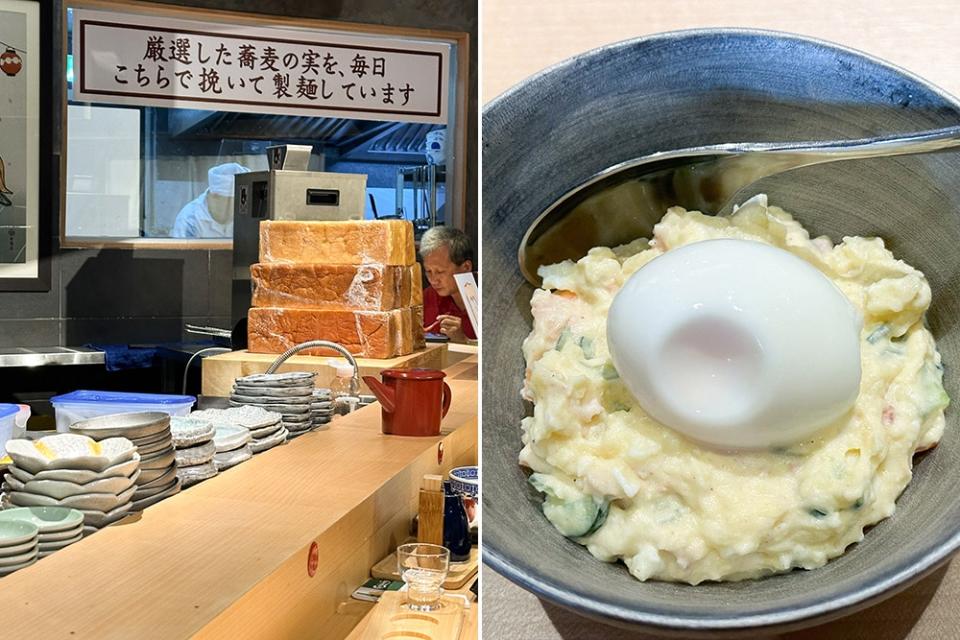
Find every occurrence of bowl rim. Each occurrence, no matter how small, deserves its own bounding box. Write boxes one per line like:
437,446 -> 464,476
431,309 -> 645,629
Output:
482,26 -> 960,631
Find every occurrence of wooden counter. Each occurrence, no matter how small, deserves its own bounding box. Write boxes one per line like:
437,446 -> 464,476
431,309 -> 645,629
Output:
201,344 -> 448,397
0,366 -> 477,639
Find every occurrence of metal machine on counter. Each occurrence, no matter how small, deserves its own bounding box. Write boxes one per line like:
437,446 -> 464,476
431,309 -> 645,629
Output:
231,144 -> 367,327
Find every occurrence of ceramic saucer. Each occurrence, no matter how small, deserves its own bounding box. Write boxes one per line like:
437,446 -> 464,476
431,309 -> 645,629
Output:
169,417 -> 216,448
233,384 -> 313,398
177,461 -> 217,487
213,445 -> 253,471
235,372 -> 315,387
213,424 -> 251,452
0,506 -> 84,533
250,427 -> 288,453
174,440 -> 216,467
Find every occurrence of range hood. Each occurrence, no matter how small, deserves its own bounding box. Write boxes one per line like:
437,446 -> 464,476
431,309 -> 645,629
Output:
165,110 -> 440,162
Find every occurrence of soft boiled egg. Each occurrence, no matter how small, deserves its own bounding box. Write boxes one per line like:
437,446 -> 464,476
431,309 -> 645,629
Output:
606,238 -> 862,448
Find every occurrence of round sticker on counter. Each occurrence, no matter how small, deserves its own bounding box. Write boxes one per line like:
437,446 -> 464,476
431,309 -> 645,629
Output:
307,541 -> 319,577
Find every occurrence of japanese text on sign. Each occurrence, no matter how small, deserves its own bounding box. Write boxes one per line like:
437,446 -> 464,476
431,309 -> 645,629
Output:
72,10 -> 449,124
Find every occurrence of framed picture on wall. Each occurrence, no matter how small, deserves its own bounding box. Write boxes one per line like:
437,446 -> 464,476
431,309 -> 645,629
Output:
0,0 -> 50,291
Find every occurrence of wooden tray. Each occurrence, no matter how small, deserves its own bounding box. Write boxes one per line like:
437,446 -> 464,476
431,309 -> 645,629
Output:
360,592 -> 466,640
371,547 -> 478,590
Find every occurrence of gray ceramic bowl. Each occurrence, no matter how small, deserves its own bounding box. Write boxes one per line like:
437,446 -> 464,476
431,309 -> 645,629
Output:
482,29 -> 960,635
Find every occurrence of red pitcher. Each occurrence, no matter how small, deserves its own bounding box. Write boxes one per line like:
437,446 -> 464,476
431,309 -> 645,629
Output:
362,368 -> 452,436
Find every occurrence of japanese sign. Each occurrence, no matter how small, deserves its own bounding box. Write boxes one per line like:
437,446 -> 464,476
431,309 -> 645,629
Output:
72,10 -> 449,124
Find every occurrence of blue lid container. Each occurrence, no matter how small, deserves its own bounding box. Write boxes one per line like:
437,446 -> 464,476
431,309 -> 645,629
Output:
50,390 -> 196,432
50,390 -> 195,405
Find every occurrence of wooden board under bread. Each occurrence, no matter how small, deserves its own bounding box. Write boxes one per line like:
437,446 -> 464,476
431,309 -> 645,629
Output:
201,344 -> 447,397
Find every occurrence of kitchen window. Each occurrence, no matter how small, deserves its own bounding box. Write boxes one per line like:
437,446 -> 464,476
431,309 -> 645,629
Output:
60,2 -> 468,247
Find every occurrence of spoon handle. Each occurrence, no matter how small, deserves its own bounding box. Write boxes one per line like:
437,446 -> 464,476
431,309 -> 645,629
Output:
700,125 -> 960,214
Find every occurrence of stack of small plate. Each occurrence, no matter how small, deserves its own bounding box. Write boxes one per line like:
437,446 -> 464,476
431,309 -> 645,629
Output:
0,506 -> 84,561
3,433 -> 139,533
70,412 -> 180,512
192,406 -> 286,454
311,389 -> 334,431
170,417 -> 218,488
231,372 -> 314,439
212,424 -> 253,471
0,520 -> 38,576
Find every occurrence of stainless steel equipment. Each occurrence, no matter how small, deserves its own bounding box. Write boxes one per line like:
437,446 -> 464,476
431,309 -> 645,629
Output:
232,145 -> 368,326
395,164 -> 438,234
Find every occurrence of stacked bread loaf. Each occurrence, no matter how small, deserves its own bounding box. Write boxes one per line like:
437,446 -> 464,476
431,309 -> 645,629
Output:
248,220 -> 425,358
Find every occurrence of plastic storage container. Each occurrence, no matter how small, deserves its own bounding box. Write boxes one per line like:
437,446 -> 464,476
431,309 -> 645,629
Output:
0,403 -> 21,450
50,390 -> 196,432
329,363 -> 359,416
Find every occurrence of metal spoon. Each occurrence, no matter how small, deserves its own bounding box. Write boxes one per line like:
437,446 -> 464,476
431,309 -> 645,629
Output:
518,125 -> 960,285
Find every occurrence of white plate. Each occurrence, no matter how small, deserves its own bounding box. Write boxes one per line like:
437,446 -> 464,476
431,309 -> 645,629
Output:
80,502 -> 133,529
250,427 -> 288,454
176,461 -> 217,487
235,372 -> 315,387
130,478 -> 181,511
0,506 -> 84,533
170,417 -> 216,448
213,445 -> 252,471
6,435 -> 136,474
8,485 -> 136,512
229,400 -> 310,414
0,545 -> 37,567
0,556 -> 36,575
5,468 -> 140,500
233,384 -> 314,398
188,407 -> 281,430
249,421 -> 283,439
6,455 -> 141,485
174,440 -> 216,467
213,424 -> 251,453
229,393 -> 312,404
39,524 -> 84,542
69,411 -> 170,440
38,532 -> 82,552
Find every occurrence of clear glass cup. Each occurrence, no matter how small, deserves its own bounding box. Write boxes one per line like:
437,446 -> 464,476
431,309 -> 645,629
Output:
396,543 -> 450,611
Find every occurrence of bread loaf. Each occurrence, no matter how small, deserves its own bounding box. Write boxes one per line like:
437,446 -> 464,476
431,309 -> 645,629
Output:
248,306 -> 423,359
251,263 -> 422,311
259,220 -> 415,266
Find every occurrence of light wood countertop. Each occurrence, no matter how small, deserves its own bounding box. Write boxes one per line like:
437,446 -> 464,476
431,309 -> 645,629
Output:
0,374 -> 477,639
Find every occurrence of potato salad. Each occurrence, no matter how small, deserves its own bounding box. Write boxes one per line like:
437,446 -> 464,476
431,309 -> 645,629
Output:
520,195 -> 949,584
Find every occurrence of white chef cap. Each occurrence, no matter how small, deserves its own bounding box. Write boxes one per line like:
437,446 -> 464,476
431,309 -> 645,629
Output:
208,162 -> 251,196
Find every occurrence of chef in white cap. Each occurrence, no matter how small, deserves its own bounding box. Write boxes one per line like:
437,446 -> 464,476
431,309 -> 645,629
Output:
171,162 -> 251,238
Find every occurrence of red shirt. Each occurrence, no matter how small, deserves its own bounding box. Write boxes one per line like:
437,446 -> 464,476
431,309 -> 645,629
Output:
423,286 -> 476,340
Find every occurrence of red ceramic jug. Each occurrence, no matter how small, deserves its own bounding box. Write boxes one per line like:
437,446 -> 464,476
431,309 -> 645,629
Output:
363,368 -> 452,436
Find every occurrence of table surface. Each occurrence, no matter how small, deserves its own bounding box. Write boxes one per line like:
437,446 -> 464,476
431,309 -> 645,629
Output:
482,1 -> 960,638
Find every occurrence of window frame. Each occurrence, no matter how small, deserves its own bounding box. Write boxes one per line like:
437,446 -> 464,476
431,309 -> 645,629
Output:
58,0 -> 471,250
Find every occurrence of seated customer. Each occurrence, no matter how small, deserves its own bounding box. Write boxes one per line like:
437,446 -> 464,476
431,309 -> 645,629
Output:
420,226 -> 477,343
